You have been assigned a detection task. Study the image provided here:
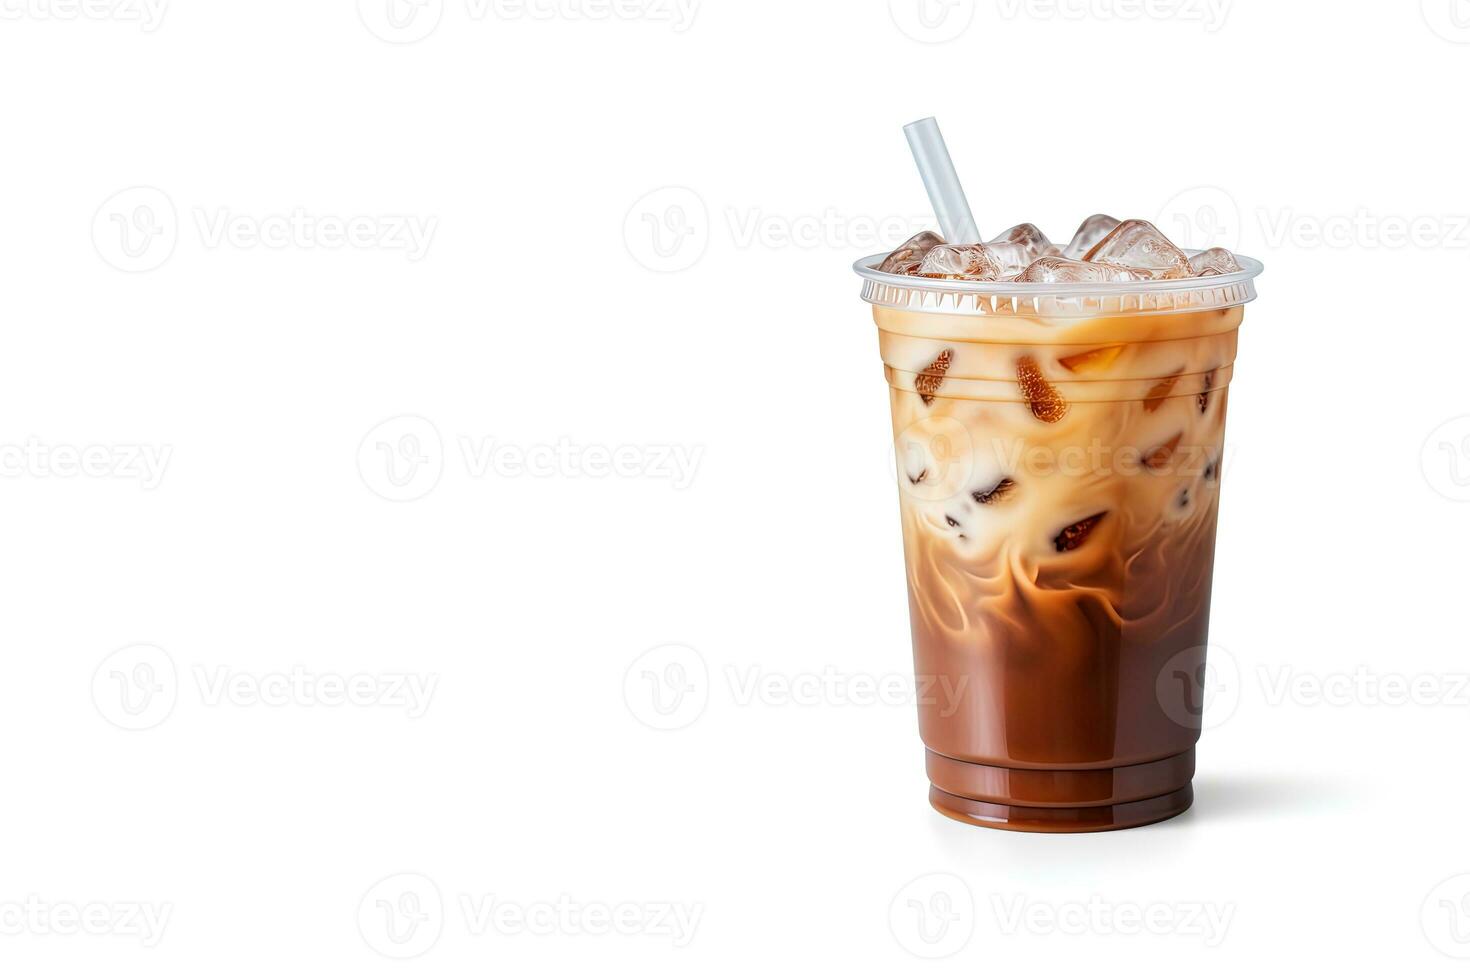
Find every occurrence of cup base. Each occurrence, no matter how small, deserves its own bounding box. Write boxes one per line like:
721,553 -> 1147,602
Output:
928,784 -> 1193,833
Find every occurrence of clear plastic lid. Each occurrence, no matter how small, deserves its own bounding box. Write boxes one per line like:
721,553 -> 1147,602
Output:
854,251 -> 1263,318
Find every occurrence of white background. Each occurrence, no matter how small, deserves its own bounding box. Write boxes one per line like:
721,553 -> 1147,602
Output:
3,0 -> 1469,974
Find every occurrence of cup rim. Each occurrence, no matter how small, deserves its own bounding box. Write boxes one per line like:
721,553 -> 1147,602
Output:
852,251 -> 1264,298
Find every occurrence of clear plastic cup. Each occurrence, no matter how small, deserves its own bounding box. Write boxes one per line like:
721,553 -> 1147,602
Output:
854,253 -> 1263,832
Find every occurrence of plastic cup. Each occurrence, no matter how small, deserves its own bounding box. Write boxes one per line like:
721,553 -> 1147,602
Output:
853,257 -> 1263,832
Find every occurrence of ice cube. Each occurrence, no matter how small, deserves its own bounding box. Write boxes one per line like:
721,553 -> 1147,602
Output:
1143,370 -> 1184,413
990,223 -> 1053,259
1016,355 -> 1068,423
1058,345 -> 1124,374
1062,214 -> 1120,260
1083,219 -> 1190,279
878,231 -> 943,274
1053,512 -> 1107,553
1187,247 -> 1243,277
1144,432 -> 1183,472
915,348 -> 953,406
917,243 -> 1004,280
972,477 -> 1017,505
1016,256 -> 1147,283
976,240 -> 1036,277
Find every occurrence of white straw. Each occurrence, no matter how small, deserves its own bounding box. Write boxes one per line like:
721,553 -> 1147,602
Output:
903,117 -> 980,245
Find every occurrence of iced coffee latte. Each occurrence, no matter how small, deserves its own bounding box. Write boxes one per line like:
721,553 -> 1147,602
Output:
857,216 -> 1261,831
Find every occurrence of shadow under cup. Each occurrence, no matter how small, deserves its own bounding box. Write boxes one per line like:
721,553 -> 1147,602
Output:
855,255 -> 1263,832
